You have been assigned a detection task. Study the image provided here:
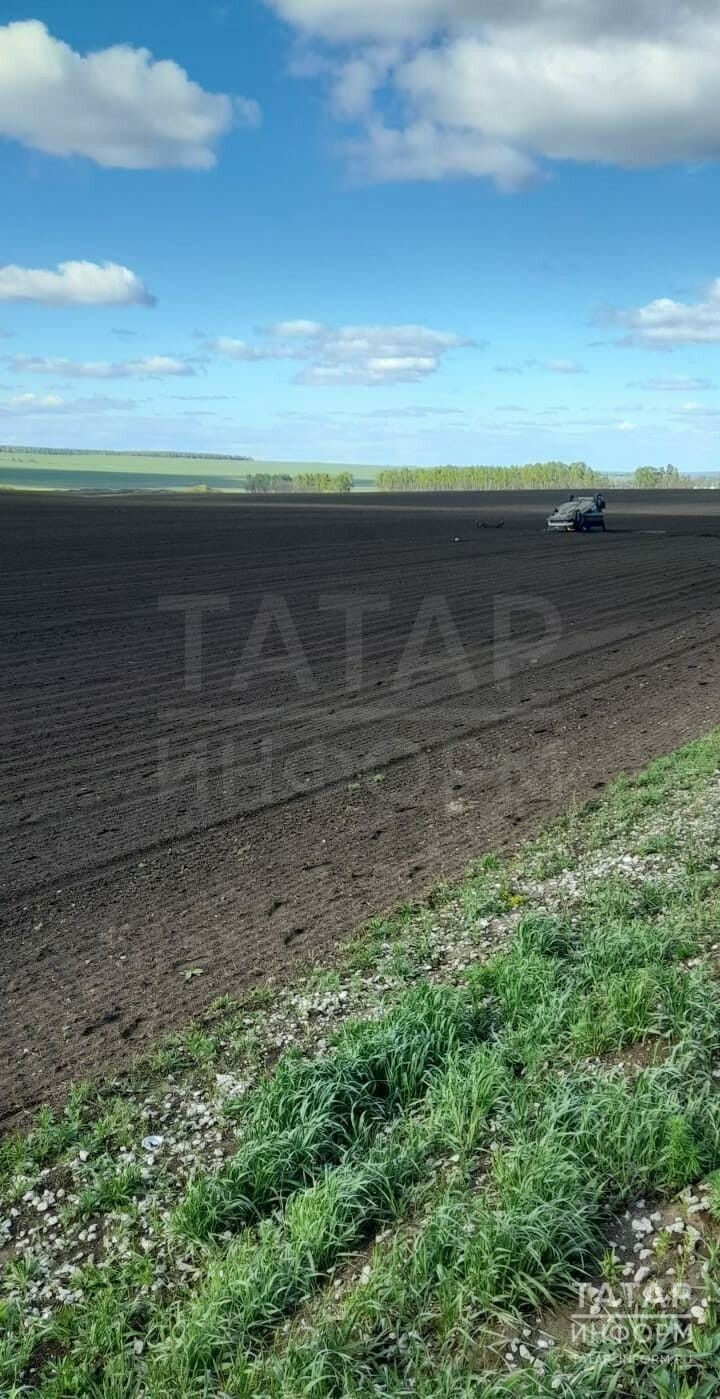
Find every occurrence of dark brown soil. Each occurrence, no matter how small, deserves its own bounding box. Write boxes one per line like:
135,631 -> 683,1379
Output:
2,488 -> 720,1123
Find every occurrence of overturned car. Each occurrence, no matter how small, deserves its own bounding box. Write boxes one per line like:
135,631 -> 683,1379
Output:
547,493 -> 607,532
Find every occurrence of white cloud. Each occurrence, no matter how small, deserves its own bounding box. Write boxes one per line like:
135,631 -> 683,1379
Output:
296,324 -> 470,384
544,358 -> 584,374
301,354 -> 438,386
670,400 -> 720,417
208,321 -> 472,385
329,48 -> 400,119
633,376 -> 714,391
267,1 -> 720,188
209,337 -> 267,361
270,0 -> 720,43
0,20 -> 258,169
346,119 -> 538,189
270,319 -> 325,337
0,260 -> 154,307
7,392 -> 64,409
394,30 -> 720,170
269,0 -> 477,42
609,279 -> 720,347
364,404 -> 462,418
1,392 -> 139,414
9,354 -> 195,379
491,357 -> 582,375
208,336 -> 300,361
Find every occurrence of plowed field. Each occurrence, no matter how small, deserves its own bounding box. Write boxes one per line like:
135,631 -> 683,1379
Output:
3,488 -> 720,1121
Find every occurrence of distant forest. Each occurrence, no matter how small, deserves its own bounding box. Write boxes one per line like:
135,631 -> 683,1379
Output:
0,446 -> 253,461
0,449 -> 706,491
376,463 -> 686,490
246,471 -> 354,493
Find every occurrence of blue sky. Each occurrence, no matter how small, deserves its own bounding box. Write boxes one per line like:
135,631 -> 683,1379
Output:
3,0 -> 720,469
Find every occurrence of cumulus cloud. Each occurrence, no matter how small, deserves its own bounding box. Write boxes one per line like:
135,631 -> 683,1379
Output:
208,336 -> 300,361
345,119 -> 538,189
208,321 -> 472,384
295,323 -> 471,384
269,0 -> 720,43
270,0 -> 483,42
608,279 -> 720,347
393,30 -> 720,170
0,20 -> 258,169
9,354 -> 195,379
209,337 -> 267,361
273,0 -> 714,43
0,260 -> 154,307
266,0 -> 720,188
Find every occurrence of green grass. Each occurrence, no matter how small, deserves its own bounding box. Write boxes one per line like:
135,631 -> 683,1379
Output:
173,983 -> 490,1243
4,728 -> 720,1395
0,450 -> 380,490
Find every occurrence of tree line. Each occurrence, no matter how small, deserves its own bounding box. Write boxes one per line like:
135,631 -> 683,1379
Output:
375,462 -> 606,491
0,446 -> 253,460
375,462 -> 688,491
245,472 -> 354,494
632,464 -> 681,487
